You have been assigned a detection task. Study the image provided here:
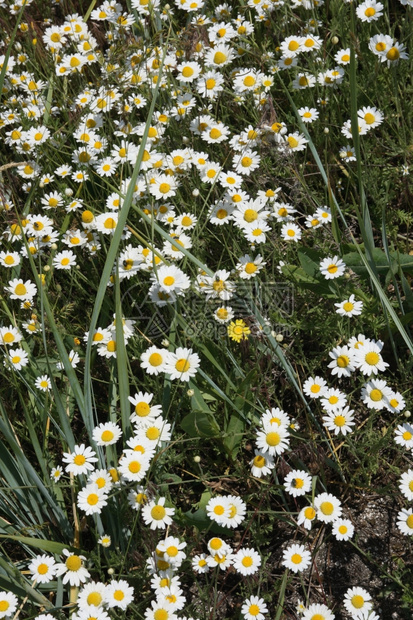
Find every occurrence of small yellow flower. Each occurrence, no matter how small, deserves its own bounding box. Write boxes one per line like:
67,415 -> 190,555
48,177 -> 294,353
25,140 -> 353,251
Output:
227,319 -> 251,343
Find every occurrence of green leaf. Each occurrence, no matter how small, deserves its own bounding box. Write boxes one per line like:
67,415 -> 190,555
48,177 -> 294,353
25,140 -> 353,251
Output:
0,534 -> 82,555
223,413 -> 245,459
180,409 -> 220,438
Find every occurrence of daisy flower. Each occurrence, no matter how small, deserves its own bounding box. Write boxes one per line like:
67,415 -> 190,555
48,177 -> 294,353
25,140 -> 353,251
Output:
282,543 -> 312,573
206,496 -> 231,525
233,548 -> 261,576
332,518 -> 355,541
399,469 -> 413,501
297,106 -> 319,123
383,42 -> 409,65
281,223 -> 302,242
164,347 -> 200,382
320,388 -> 347,412
28,554 -> 56,584
213,306 -> 235,324
5,348 -> 29,371
88,469 -> 113,494
236,254 -> 266,279
284,470 -> 312,497
335,294 -> 363,317
255,422 -> 290,456
343,587 -> 373,616
34,375 -> 51,392
0,592 -> 18,619
354,341 -> 389,375
319,256 -> 346,280
328,346 -> 357,378
137,416 -> 172,446
314,492 -> 342,523
394,423 -> 413,450
192,554 -> 210,574
128,486 -> 149,511
302,604 -> 335,620
92,422 -> 122,446
128,392 -> 162,423
361,379 -> 393,410
54,550 -> 90,586
144,600 -> 178,620
241,596 -> 268,620
249,450 -> 275,477
6,278 -> 37,301
207,537 -> 230,558
50,466 -> 63,482
98,535 -> 112,548
297,505 -> 317,530
77,581 -> 107,608
322,406 -> 355,436
303,376 -> 328,399
340,145 -> 357,162
356,0 -> 383,22
285,132 -> 308,151
106,580 -> 134,610
77,483 -> 108,515
118,450 -> 151,482
140,346 -> 170,376
396,508 -> 413,536
142,497 -> 175,530
358,106 -> 383,129
62,444 -> 98,475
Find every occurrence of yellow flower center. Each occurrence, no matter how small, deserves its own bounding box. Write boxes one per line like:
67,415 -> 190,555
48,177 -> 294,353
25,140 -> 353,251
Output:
365,351 -> 379,365
402,431 -> 412,441
244,208 -> 258,222
210,128 -> 222,140
146,427 -> 160,440
304,507 -> 316,519
182,66 -> 194,78
249,605 -> 260,617
351,595 -> 364,609
370,389 -> 382,402
0,602 -> 9,612
336,355 -> 349,368
37,563 -> 49,575
107,340 -> 116,352
242,556 -> 253,567
154,611 -> 168,620
243,75 -> 255,87
101,430 -> 114,442
320,501 -> 334,515
210,538 -> 222,550
151,505 -> 166,520
149,352 -> 163,366
114,590 -> 124,601
206,78 -> 216,89
128,461 -> 141,474
245,262 -> 257,274
294,478 -> 304,488
15,283 -> 27,296
386,47 -> 400,60
343,302 -> 354,312
175,358 -> 190,373
288,136 -> 299,148
104,217 -> 116,229
214,505 -> 225,515
291,553 -> 302,564
216,209 -> 228,219
364,7 -> 375,16
334,415 -> 346,427
338,525 -> 348,534
214,51 -> 226,64
376,42 -> 386,51
241,156 -> 252,167
406,515 -> 413,529
159,183 -> 171,194
65,555 -> 82,571
288,40 -> 300,51
74,454 -> 86,466
266,431 -> 280,446
87,493 -> 99,505
87,593 -> 103,606
135,402 -> 150,417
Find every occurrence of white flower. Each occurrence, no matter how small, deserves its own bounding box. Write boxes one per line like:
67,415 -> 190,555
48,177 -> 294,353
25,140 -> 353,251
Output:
77,581 -> 107,608
335,294 -> 363,317
319,256 -> 346,279
164,347 -> 200,382
354,341 -> 389,375
62,444 -> 98,475
327,346 -> 357,378
0,592 -> 18,619
314,492 -> 342,523
284,470 -> 312,497
396,508 -> 413,536
322,406 -> 355,436
255,422 -> 290,456
343,587 -> 373,617
241,596 -> 268,620
92,422 -> 122,446
54,550 -> 90,586
142,497 -> 175,530
118,450 -> 151,483
399,469 -> 413,501
106,580 -> 134,610
249,450 -> 275,478
140,346 -> 170,375
282,543 -> 312,573
297,505 -> 317,530
303,376 -> 328,399
331,518 -> 355,541
28,554 -> 56,584
233,548 -> 261,575
77,483 -> 108,515
302,604 -> 335,620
